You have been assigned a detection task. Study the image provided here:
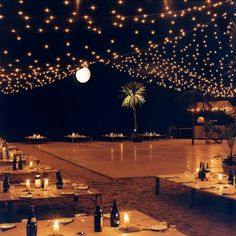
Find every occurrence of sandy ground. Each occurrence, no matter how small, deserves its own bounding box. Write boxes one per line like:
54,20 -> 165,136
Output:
3,141 -> 236,236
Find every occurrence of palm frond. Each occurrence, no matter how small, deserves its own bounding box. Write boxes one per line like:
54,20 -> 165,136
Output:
121,82 -> 146,109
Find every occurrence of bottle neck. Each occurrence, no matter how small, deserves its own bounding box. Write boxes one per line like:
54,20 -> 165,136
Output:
29,208 -> 36,218
112,200 -> 117,208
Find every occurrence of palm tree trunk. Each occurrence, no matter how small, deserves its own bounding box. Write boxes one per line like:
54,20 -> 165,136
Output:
191,112 -> 195,145
133,107 -> 137,133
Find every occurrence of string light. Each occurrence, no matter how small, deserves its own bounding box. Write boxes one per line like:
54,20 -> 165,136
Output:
0,0 -> 234,95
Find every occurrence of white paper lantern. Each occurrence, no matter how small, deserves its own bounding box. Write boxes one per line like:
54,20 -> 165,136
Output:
75,67 -> 91,83
197,116 -> 205,124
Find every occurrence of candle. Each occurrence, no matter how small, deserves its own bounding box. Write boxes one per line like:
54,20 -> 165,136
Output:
219,173 -> 223,183
53,220 -> 60,236
123,213 -> 130,229
44,179 -> 48,190
10,152 -> 13,158
29,161 -> 33,169
26,180 -> 30,191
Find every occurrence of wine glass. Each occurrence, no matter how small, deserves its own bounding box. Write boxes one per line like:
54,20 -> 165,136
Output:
9,186 -> 15,198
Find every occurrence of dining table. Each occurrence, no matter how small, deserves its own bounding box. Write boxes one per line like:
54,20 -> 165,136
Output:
0,182 -> 101,221
155,172 -> 236,208
24,136 -> 49,144
63,135 -> 92,142
0,210 -> 186,235
0,165 -> 58,183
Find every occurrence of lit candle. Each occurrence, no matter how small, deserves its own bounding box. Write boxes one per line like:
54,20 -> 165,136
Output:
195,168 -> 199,178
219,173 -> 223,183
29,161 -> 33,169
26,180 -> 30,191
10,152 -> 14,158
123,213 -> 130,229
44,179 -> 48,190
53,220 -> 60,236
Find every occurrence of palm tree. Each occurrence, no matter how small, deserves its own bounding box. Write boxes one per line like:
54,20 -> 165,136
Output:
121,82 -> 146,134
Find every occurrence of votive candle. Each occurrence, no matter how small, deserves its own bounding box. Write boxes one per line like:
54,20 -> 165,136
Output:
26,180 -> 30,191
219,173 -> 223,183
123,213 -> 130,229
29,161 -> 33,169
53,220 -> 60,236
44,179 -> 48,190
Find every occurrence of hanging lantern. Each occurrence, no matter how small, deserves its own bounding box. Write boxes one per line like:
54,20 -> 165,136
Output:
75,67 -> 91,83
197,116 -> 205,124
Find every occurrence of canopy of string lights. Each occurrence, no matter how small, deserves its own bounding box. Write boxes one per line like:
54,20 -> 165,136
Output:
0,0 -> 235,96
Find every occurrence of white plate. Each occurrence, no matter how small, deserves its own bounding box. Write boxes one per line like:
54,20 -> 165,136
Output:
0,224 -> 16,230
58,218 -> 74,224
19,194 -> 32,198
44,166 -> 53,170
61,191 -> 74,195
150,222 -> 168,231
77,185 -> 89,190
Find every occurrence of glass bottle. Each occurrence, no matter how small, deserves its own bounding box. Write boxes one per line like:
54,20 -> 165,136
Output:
18,156 -> 24,170
94,197 -> 103,232
110,199 -> 120,227
56,171 -> 63,189
26,205 -> 37,236
3,173 -> 9,192
12,156 -> 17,170
228,168 -> 234,185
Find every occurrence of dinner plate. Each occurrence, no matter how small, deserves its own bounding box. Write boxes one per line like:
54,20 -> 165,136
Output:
199,184 -> 212,189
77,185 -> 89,190
19,193 -> 32,198
61,191 -> 74,195
58,218 -> 74,224
150,222 -> 168,231
44,166 -> 53,170
0,224 -> 16,230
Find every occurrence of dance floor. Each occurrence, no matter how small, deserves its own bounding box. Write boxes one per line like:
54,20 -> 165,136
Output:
23,139 -> 225,178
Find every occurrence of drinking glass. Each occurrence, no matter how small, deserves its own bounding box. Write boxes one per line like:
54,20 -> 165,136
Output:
9,186 -> 15,198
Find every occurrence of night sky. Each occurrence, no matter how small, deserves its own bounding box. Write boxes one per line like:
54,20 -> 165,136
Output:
0,63 -> 192,141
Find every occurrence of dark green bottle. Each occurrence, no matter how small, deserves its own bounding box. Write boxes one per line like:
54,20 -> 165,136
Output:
3,173 -> 9,192
228,168 -> 234,185
18,156 -> 24,170
110,199 -> 120,227
26,206 -> 37,236
56,171 -> 63,189
94,198 -> 103,232
12,156 -> 17,170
